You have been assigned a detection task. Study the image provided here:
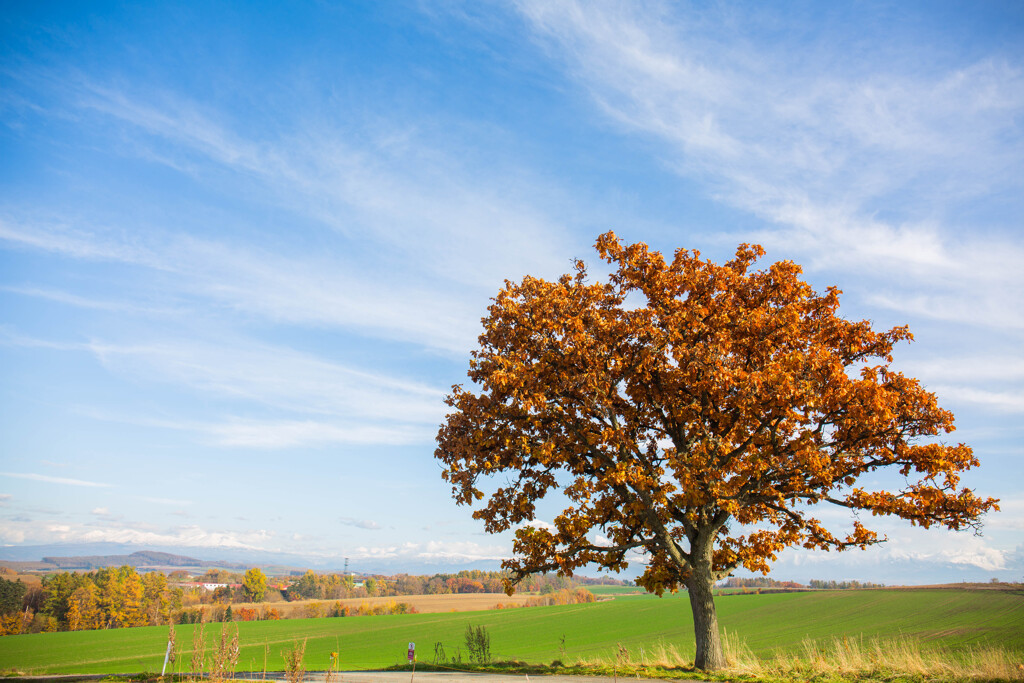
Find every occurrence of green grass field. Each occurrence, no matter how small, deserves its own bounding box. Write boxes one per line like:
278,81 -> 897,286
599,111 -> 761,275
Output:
586,585 -> 647,596
1,588 -> 1022,675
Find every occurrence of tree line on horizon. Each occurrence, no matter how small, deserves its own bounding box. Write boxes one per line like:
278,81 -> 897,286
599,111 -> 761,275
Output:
720,577 -> 885,590
0,566 -> 623,635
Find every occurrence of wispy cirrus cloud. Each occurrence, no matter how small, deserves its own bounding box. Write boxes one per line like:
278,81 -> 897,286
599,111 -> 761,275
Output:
0,217 -> 482,354
1,329 -> 446,447
928,386 -> 1024,414
77,411 -> 430,449
72,79 -> 575,288
0,472 -> 112,488
513,0 -> 1024,328
0,63 -> 578,299
1,331 -> 445,421
80,337 -> 446,423
0,57 -> 581,359
896,356 -> 1024,414
0,285 -> 186,317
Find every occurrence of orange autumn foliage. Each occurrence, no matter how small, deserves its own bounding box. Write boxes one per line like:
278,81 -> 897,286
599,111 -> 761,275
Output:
435,232 -> 997,671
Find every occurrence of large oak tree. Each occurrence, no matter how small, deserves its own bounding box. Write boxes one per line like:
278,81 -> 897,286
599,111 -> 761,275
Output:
435,233 -> 997,670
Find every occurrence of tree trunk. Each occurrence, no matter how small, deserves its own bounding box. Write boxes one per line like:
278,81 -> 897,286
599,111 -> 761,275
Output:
686,564 -> 726,670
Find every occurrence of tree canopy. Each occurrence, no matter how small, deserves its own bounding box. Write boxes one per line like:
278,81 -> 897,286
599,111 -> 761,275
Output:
242,567 -> 267,603
435,232 -> 998,670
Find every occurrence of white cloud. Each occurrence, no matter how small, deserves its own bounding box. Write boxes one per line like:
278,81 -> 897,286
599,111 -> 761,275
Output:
204,419 -> 430,449
987,499 -> 1024,531
0,516 -> 275,550
416,540 -> 510,562
773,522 -> 1012,578
1,530 -> 25,544
882,533 -> 1006,573
899,356 -> 1024,384
352,545 -> 401,560
889,355 -> 1024,414
340,517 -> 383,531
140,496 -> 194,506
350,540 -> 510,563
928,385 -> 1024,414
88,507 -> 123,524
0,472 -> 112,488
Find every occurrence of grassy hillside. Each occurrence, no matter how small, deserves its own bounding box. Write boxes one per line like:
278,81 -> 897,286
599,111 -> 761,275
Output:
1,588 -> 1021,675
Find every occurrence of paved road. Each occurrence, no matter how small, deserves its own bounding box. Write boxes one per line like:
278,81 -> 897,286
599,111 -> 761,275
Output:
9,672 -> 700,683
241,673 -> 682,683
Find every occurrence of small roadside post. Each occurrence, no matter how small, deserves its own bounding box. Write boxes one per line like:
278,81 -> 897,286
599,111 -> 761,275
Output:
161,638 -> 173,676
408,642 -> 416,683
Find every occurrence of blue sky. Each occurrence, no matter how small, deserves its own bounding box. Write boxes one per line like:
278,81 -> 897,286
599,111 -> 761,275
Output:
1,1 -> 1021,583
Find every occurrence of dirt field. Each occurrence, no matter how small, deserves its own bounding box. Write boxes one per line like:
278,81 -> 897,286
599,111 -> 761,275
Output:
230,592 -> 535,617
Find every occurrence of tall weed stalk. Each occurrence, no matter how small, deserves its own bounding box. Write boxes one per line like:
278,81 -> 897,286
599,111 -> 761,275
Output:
190,619 -> 206,677
166,622 -> 178,675
210,623 -> 240,681
283,638 -> 307,683
464,623 -> 491,664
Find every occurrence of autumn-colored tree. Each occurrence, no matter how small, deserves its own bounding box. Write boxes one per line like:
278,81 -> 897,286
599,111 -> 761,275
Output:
212,585 -> 234,603
115,566 -> 146,628
435,233 -> 998,671
66,584 -> 101,631
200,569 -> 237,584
0,613 -> 26,636
41,572 -> 88,624
287,570 -> 320,601
242,568 -> 267,603
319,573 -> 346,599
142,571 -> 170,625
91,566 -> 145,629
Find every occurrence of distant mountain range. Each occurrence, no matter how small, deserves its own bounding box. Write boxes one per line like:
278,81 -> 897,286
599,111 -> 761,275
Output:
1,542 -> 1012,584
0,543 -> 318,573
0,542 -> 504,576
37,550 -> 249,571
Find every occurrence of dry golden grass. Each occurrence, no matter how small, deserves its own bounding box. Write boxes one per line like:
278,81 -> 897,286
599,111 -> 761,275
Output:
574,632 -> 1024,681
229,592 -> 534,617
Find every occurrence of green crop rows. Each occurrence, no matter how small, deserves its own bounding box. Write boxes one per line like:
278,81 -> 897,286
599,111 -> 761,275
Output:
2,589 -> 1022,675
